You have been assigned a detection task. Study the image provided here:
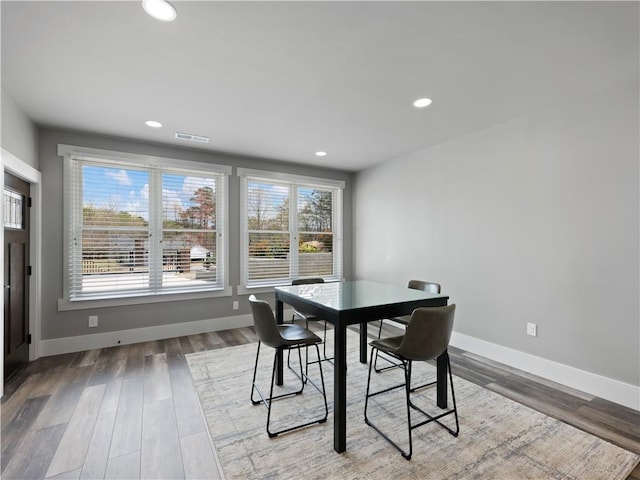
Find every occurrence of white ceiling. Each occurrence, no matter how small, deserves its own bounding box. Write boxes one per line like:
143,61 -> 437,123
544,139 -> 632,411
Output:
2,1 -> 637,171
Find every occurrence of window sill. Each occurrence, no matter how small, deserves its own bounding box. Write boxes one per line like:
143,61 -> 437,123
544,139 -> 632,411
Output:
237,277 -> 343,296
236,285 -> 277,295
57,287 -> 233,311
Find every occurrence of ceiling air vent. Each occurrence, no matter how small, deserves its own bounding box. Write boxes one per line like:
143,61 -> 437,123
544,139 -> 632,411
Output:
175,132 -> 210,143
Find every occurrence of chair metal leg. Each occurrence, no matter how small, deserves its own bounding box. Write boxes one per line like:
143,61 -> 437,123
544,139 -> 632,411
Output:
446,353 -> 460,435
253,342 -> 328,438
373,319 -> 404,373
373,349 -> 404,373
310,320 -> 334,363
407,358 -> 440,393
303,321 -> 334,370
407,352 -> 459,436
364,348 -> 460,459
312,344 -> 329,422
305,319 -> 311,382
250,341 -> 262,403
252,344 -> 304,407
289,333 -> 331,384
403,361 -> 414,460
291,316 -> 334,374
364,347 -> 413,459
321,321 -> 333,363
363,347 -> 375,422
266,349 -> 306,437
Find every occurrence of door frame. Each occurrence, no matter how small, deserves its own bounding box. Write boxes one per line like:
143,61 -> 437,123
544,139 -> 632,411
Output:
1,148 -> 41,395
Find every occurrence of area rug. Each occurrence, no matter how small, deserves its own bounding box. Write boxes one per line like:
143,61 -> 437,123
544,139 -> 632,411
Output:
186,330 -> 639,480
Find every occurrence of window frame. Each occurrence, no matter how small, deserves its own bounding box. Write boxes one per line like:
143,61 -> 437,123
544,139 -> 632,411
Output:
238,167 -> 344,293
58,144 -> 231,310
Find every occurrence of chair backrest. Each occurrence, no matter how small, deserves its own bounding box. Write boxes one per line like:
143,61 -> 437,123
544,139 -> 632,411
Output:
292,277 -> 325,286
396,304 -> 456,361
248,295 -> 284,348
407,280 -> 441,294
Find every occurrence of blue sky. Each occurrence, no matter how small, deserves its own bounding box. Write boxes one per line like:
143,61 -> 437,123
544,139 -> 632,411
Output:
82,165 -> 216,220
83,167 -> 324,222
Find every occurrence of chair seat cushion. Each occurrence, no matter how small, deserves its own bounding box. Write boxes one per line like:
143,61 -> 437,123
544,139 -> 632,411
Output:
370,335 -> 404,356
278,324 -> 322,346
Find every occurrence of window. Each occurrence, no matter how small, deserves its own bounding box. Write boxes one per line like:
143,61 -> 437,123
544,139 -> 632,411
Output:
239,168 -> 344,288
3,189 -> 24,229
60,145 -> 230,302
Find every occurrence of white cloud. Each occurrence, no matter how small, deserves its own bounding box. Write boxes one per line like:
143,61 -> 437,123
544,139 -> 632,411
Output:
105,169 -> 133,186
124,200 -> 143,217
162,188 -> 184,220
124,184 -> 149,220
182,176 -> 216,196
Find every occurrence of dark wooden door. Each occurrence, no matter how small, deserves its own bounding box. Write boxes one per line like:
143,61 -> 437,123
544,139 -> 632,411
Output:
4,172 -> 30,381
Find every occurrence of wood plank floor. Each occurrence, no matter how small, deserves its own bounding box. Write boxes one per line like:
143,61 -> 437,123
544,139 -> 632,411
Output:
2,322 -> 639,479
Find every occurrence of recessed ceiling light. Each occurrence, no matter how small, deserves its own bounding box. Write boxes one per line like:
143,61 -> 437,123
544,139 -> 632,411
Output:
315,151 -> 327,157
413,97 -> 433,108
145,120 -> 163,128
142,0 -> 177,22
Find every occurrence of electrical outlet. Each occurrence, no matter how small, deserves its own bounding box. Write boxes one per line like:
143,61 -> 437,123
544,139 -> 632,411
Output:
232,301 -> 239,310
526,322 -> 537,337
89,315 -> 98,328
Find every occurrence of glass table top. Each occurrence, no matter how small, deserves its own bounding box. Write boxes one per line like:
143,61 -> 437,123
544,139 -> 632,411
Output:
275,280 -> 446,311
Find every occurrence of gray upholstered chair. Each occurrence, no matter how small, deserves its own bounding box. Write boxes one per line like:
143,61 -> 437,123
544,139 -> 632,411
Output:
249,295 -> 328,437
364,304 -> 459,460
375,280 -> 441,372
290,277 -> 333,363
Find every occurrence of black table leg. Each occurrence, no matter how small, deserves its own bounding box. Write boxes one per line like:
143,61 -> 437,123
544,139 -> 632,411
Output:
275,299 -> 284,386
334,323 -> 347,453
436,352 -> 448,408
359,321 -> 367,363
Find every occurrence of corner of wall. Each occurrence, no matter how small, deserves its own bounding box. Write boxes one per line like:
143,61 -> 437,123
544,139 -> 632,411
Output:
1,88 -> 39,169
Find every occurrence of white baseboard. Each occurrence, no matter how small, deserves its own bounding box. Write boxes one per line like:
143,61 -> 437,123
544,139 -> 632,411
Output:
39,313 -> 256,357
39,309 -> 298,357
451,331 -> 640,412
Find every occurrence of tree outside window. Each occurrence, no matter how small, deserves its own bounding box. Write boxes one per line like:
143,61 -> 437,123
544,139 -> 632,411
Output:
244,178 -> 340,285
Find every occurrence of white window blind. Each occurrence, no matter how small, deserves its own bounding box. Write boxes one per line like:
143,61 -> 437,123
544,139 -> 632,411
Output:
239,169 -> 343,288
62,147 -> 228,301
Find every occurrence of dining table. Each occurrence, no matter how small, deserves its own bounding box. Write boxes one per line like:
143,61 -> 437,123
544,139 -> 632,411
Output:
274,280 -> 449,453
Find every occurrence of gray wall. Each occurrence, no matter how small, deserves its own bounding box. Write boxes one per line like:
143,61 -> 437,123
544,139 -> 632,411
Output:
39,128 -> 353,340
353,85 -> 639,386
2,87 -> 38,167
